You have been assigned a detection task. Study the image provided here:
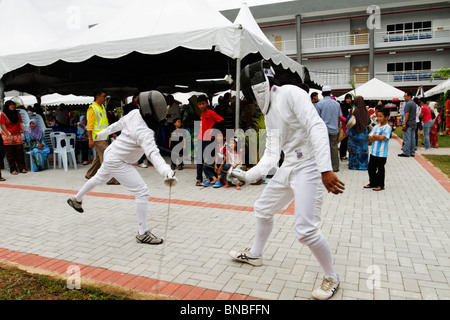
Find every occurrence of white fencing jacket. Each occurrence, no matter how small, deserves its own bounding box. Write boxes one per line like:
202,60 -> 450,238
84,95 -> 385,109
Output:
246,85 -> 332,186
96,109 -> 171,177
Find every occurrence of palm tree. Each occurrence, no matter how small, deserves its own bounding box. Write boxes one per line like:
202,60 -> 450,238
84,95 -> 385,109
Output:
430,67 -> 450,81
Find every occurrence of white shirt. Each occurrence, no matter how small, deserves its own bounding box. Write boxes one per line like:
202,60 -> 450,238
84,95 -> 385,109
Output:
96,109 -> 171,177
246,85 -> 332,186
416,105 -> 422,122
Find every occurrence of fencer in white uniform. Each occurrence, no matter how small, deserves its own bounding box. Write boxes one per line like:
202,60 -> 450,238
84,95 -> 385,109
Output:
67,91 -> 177,245
228,60 -> 345,300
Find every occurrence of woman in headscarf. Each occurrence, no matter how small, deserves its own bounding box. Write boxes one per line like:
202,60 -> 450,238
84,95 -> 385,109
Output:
347,96 -> 371,170
0,100 -> 27,174
24,119 -> 50,172
429,102 -> 441,148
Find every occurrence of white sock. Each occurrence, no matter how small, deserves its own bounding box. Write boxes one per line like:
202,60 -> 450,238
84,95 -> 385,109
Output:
308,236 -> 337,279
75,178 -> 99,202
249,217 -> 274,257
136,202 -> 148,235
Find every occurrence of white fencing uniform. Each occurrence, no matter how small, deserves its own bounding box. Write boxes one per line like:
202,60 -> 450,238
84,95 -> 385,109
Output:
244,85 -> 337,277
248,84 -> 331,225
74,109 -> 171,234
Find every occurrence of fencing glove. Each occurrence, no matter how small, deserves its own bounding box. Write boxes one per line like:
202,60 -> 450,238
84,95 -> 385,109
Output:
229,168 -> 246,185
164,170 -> 178,187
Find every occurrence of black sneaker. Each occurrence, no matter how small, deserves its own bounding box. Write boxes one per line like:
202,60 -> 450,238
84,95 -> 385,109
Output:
398,153 -> 409,157
67,197 -> 84,213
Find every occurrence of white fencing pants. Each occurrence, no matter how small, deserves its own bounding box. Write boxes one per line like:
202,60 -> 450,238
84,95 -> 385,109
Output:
252,159 -> 336,277
75,149 -> 151,234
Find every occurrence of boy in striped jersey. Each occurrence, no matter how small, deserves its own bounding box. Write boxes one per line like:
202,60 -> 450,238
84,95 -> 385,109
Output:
365,108 -> 392,191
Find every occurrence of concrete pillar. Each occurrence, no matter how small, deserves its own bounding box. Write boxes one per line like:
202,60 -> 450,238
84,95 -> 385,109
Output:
296,14 -> 302,63
369,28 -> 374,80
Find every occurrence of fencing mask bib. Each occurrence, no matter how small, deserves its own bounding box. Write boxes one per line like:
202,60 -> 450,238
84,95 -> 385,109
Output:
139,90 -> 167,131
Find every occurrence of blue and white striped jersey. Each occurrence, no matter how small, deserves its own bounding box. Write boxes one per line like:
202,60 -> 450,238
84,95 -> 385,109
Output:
369,124 -> 392,158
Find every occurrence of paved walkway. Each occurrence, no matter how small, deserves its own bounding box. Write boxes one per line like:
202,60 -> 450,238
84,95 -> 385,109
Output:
0,135 -> 448,300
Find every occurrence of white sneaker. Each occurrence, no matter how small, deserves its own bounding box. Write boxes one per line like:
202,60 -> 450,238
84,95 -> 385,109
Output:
312,274 -> 340,300
136,230 -> 163,244
138,163 -> 148,168
228,248 -> 262,266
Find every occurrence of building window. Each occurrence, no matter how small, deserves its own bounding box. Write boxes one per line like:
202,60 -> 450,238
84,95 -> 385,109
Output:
387,61 -> 431,72
385,21 -> 432,41
388,60 -> 433,81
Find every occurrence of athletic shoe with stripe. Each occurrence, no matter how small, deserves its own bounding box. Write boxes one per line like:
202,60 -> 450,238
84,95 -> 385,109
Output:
136,231 -> 163,245
312,274 -> 340,300
67,197 -> 83,213
228,248 -> 262,266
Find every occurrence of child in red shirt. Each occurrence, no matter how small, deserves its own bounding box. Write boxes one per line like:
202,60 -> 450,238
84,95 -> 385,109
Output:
196,95 -> 224,186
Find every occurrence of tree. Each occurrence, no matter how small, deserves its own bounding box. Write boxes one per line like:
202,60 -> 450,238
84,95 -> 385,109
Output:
430,67 -> 450,81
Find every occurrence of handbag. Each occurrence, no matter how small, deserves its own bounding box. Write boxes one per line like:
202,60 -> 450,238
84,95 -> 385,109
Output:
346,114 -> 356,130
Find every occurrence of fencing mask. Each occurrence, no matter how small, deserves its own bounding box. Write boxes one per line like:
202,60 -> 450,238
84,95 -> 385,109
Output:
240,59 -> 275,114
139,90 -> 167,131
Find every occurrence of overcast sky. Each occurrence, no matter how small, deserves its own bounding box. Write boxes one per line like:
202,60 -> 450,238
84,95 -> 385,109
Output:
23,0 -> 292,36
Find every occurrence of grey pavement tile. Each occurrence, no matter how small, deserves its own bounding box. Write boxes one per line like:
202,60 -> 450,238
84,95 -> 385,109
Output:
0,141 -> 449,300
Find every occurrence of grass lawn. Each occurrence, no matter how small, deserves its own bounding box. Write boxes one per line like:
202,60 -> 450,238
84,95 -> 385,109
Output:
422,155 -> 450,178
393,127 -> 450,148
0,262 -> 167,300
393,127 -> 450,179
0,265 -> 130,300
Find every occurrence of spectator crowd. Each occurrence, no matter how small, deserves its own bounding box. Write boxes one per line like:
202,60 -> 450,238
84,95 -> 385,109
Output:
1,84 -> 447,193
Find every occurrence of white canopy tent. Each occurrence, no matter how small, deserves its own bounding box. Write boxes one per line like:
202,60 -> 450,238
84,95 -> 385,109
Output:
0,0 -> 309,82
0,0 -> 59,56
4,94 -> 93,106
424,78 -> 450,97
3,95 -> 37,106
337,78 -> 405,101
0,0 -> 318,128
41,93 -> 93,106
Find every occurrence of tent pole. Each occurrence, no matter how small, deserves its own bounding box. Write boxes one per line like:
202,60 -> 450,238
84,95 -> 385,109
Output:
235,58 -> 241,130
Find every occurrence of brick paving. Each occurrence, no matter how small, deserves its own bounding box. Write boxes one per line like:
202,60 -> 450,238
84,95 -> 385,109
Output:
0,134 -> 448,300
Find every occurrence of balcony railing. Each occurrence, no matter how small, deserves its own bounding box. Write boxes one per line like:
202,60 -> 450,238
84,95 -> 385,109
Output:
273,33 -> 368,52
375,28 -> 450,43
270,26 -> 450,53
351,71 -> 446,84
302,33 -> 368,50
308,70 -> 446,86
375,71 -> 447,83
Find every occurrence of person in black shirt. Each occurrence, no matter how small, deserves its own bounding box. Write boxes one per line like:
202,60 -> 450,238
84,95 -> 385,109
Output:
339,94 -> 352,161
123,92 -> 140,116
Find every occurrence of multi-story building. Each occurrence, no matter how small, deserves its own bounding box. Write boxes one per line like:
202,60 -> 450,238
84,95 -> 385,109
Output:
221,0 -> 450,96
